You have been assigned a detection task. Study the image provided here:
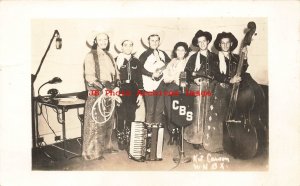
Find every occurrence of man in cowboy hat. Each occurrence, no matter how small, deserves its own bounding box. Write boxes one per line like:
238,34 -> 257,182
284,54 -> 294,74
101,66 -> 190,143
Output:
213,31 -> 266,98
139,31 -> 171,126
213,32 -> 249,84
213,32 -> 267,148
184,30 -> 225,152
114,37 -> 145,150
184,30 -> 221,84
83,29 -> 120,160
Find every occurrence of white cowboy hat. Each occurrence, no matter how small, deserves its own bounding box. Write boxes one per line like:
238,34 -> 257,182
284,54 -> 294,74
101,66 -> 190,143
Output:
86,27 -> 113,47
141,30 -> 165,47
114,35 -> 138,54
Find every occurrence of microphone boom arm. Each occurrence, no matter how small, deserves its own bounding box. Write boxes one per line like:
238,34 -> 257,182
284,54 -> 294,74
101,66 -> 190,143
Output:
32,30 -> 60,83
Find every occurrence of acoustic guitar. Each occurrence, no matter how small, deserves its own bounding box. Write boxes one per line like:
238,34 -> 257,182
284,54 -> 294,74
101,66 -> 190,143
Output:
142,50 -> 167,91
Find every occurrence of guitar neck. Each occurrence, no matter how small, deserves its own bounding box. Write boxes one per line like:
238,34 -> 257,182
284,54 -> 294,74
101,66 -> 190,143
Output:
157,65 -> 167,72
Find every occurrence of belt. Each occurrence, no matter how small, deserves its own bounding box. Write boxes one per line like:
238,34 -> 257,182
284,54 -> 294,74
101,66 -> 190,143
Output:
192,77 -> 210,82
99,80 -> 116,89
120,80 -> 136,84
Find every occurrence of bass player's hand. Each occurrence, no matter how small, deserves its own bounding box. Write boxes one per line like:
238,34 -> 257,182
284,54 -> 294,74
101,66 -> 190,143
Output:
229,75 -> 242,84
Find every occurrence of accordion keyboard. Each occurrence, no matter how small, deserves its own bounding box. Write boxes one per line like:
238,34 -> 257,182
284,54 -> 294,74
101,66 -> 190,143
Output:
129,122 -> 147,160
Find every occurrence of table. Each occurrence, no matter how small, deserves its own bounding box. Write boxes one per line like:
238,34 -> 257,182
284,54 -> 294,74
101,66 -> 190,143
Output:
33,91 -> 87,158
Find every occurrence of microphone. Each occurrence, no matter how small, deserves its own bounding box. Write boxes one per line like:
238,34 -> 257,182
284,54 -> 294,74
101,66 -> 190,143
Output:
55,31 -> 62,49
38,77 -> 62,97
48,77 -> 62,84
179,71 -> 187,94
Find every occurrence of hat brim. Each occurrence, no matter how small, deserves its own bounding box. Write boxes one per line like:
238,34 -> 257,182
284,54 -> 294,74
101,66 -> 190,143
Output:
213,32 -> 238,51
141,30 -> 165,47
86,30 -> 113,47
191,31 -> 212,47
114,38 -> 138,54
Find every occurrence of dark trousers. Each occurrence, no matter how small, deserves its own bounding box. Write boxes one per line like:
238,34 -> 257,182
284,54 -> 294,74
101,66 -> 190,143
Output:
116,82 -> 139,133
144,82 -> 165,123
116,83 -> 138,149
117,83 -> 138,122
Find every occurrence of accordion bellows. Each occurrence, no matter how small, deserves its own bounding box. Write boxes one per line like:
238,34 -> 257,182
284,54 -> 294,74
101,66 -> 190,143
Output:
129,122 -> 164,161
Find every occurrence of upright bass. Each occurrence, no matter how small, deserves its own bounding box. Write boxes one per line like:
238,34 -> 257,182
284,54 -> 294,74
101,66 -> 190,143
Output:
224,22 -> 267,159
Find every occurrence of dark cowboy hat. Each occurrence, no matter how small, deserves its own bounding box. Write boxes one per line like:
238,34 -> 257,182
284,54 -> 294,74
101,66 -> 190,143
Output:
192,30 -> 212,47
213,32 -> 238,51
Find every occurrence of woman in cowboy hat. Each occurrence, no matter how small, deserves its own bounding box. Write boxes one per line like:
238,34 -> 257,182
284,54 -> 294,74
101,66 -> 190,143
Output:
139,31 -> 171,127
114,36 -> 145,150
82,30 -> 121,160
163,41 -> 190,145
184,30 -> 224,152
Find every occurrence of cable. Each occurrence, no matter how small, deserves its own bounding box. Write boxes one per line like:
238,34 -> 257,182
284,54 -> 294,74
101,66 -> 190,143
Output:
169,145 -> 181,171
41,105 -> 58,137
52,108 -> 58,113
51,144 -> 79,156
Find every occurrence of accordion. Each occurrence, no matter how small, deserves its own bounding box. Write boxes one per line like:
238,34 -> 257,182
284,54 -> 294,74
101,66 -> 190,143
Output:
128,122 -> 164,161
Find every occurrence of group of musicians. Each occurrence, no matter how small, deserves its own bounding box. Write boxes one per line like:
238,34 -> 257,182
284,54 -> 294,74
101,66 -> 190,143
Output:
82,28 -> 265,161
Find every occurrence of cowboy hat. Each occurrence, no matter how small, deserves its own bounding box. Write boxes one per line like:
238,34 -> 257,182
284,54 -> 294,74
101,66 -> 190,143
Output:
213,32 -> 238,51
141,30 -> 165,47
114,35 -> 138,54
191,30 -> 212,47
86,28 -> 113,47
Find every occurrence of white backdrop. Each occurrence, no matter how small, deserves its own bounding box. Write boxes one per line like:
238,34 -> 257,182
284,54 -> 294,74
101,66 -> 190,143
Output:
32,18 -> 268,96
31,18 -> 268,144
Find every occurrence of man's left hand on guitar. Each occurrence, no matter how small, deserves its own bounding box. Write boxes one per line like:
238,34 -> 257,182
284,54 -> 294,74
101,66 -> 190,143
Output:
152,70 -> 162,80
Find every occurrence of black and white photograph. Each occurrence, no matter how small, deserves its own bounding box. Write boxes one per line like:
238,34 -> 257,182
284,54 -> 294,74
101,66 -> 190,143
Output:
0,1 -> 300,186
31,18 -> 268,171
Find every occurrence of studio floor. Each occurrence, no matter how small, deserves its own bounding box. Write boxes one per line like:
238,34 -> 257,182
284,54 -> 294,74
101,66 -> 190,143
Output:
32,131 -> 268,171
32,85 -> 268,171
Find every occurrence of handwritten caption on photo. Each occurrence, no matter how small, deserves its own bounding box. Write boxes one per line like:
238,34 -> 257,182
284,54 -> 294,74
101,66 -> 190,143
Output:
192,152 -> 230,171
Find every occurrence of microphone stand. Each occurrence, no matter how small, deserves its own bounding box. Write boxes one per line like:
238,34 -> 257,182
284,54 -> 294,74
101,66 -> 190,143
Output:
173,126 -> 191,164
173,86 -> 192,164
173,72 -> 192,164
31,30 -> 60,161
32,30 -> 60,83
